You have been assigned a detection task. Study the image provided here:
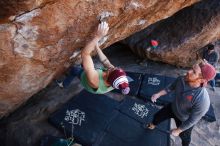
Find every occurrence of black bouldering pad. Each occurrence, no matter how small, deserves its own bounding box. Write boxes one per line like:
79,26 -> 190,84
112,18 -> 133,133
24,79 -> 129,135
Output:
49,90 -> 119,146
95,121 -> 170,146
94,97 -> 171,146
40,135 -> 75,146
203,104 -> 216,122
140,74 -> 176,105
49,91 -> 171,146
139,74 -> 166,98
117,97 -> 158,124
165,76 -> 177,85
111,72 -> 143,96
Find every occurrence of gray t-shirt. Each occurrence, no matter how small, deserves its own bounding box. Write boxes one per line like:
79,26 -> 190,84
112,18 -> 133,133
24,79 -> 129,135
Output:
165,76 -> 210,131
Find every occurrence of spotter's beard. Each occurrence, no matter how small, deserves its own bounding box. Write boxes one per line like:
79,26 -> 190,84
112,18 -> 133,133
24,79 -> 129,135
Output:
184,74 -> 199,83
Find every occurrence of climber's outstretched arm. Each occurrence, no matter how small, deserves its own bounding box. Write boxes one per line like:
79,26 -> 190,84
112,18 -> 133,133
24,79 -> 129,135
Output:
95,43 -> 114,70
81,22 -> 109,88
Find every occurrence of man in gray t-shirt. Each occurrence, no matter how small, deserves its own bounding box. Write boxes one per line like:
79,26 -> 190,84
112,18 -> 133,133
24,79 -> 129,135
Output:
147,61 -> 216,146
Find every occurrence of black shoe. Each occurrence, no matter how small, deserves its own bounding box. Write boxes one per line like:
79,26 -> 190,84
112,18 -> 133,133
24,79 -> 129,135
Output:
143,123 -> 155,130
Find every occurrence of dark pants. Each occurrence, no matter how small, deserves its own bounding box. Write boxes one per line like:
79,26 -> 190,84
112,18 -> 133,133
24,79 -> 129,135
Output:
216,73 -> 220,87
209,79 -> 215,88
152,104 -> 193,146
216,73 -> 220,80
210,73 -> 220,87
62,65 -> 83,88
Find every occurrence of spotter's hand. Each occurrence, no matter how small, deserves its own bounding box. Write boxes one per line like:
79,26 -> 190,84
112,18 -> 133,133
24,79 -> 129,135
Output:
151,93 -> 160,103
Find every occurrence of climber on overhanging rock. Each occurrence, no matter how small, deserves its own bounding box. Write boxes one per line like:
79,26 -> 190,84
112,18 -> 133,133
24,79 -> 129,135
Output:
57,22 -> 130,95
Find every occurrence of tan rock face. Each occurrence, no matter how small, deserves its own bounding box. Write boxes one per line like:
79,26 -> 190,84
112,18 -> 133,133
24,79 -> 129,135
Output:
0,0 -> 199,118
0,0 -> 56,23
124,0 -> 220,67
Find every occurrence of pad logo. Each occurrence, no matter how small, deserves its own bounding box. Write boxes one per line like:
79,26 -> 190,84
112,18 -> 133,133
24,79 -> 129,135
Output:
64,109 -> 85,126
132,103 -> 149,118
148,77 -> 160,85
